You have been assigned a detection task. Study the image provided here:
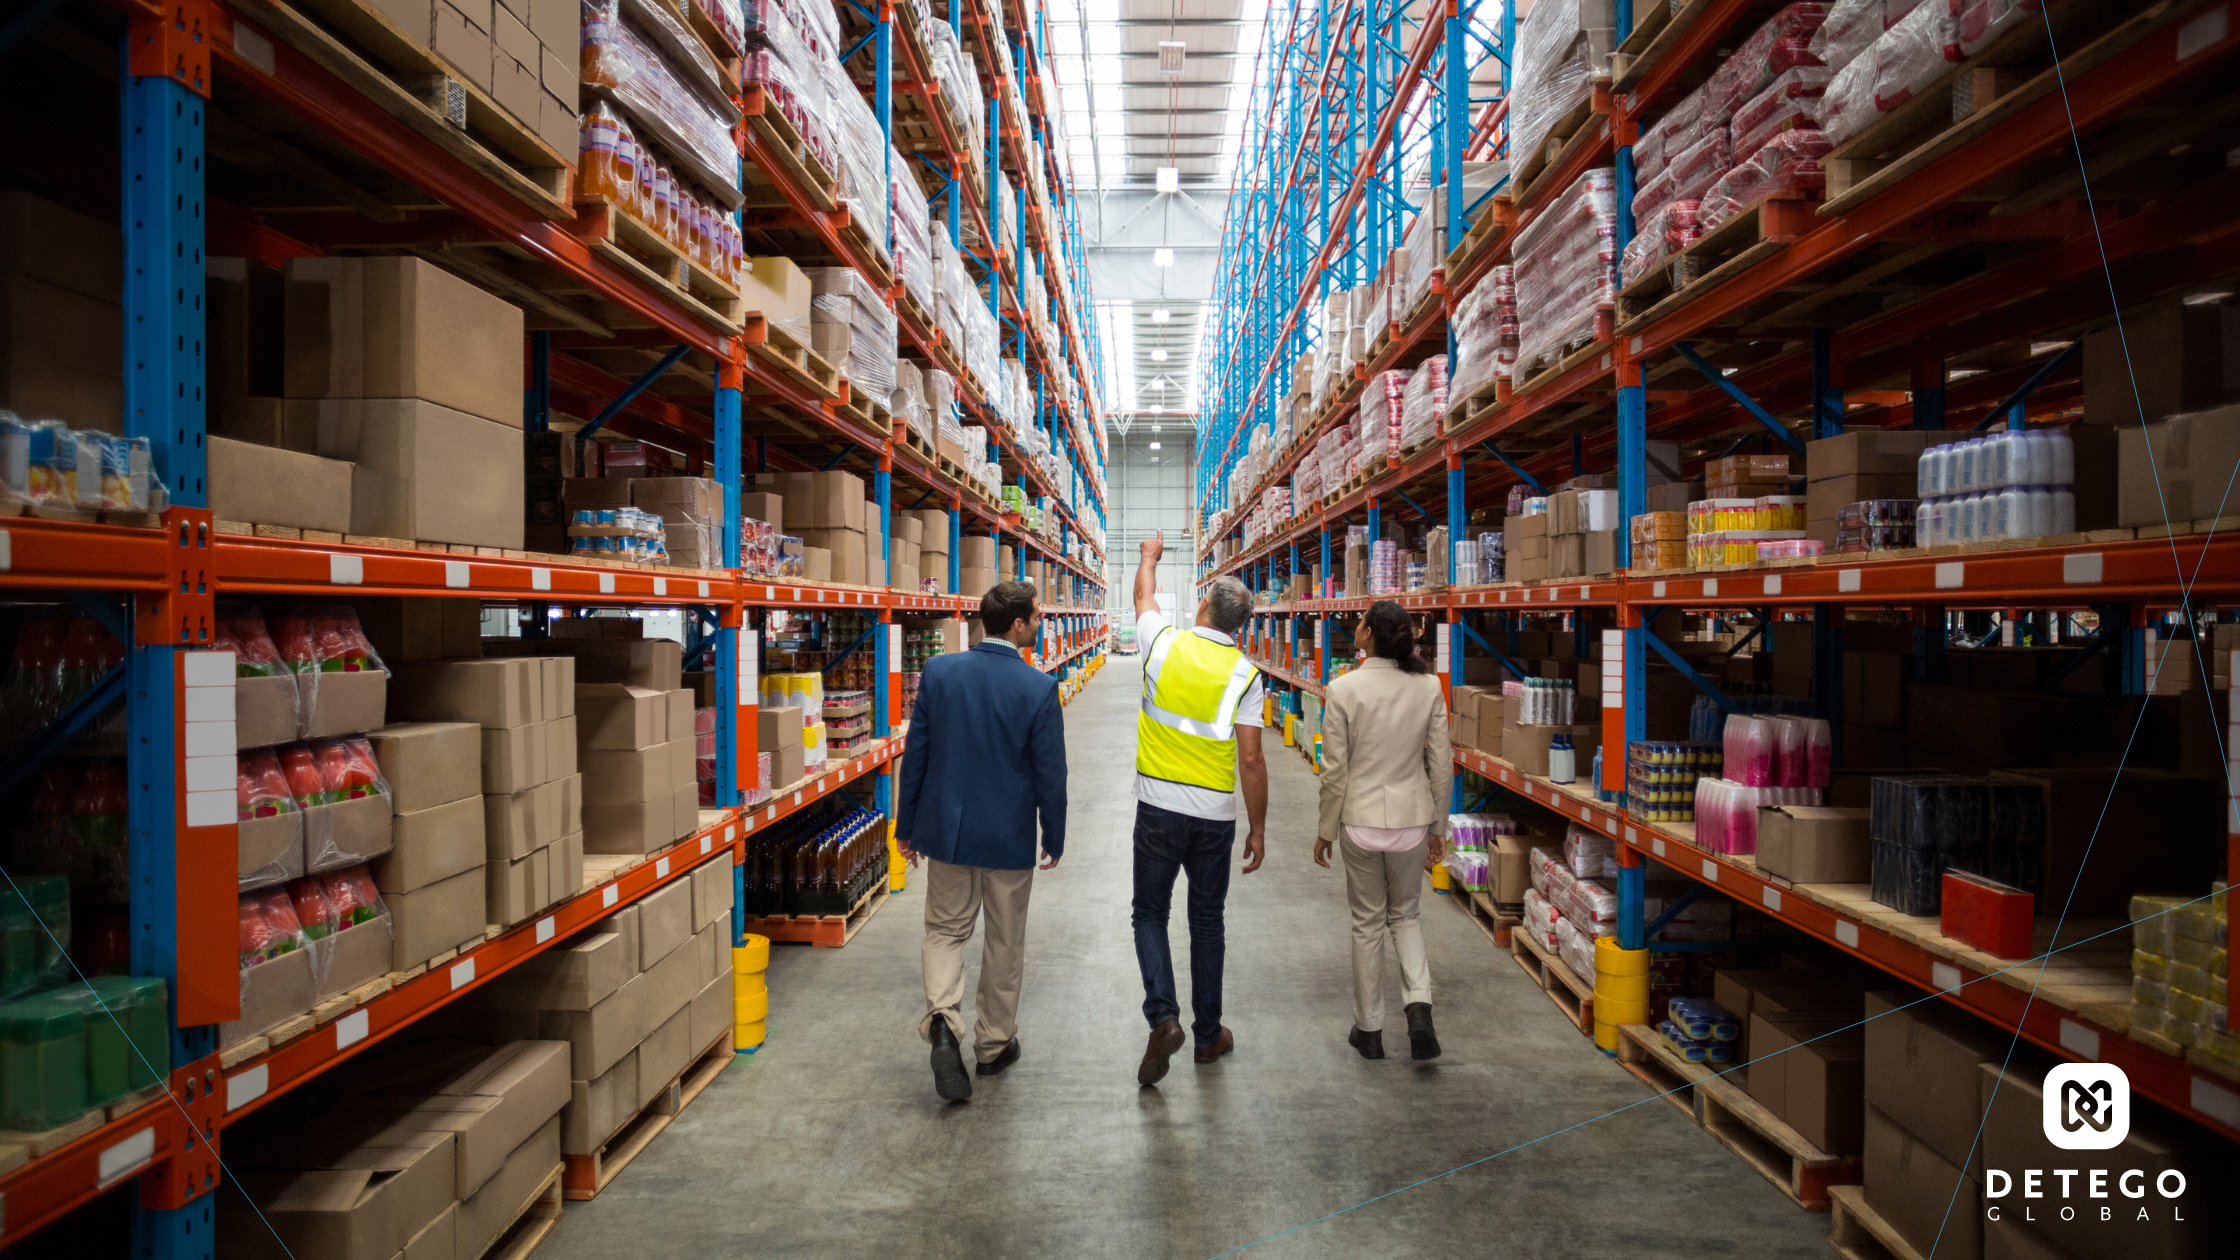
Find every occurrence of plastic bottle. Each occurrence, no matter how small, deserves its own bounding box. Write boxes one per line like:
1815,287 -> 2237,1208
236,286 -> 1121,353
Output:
1987,431 -> 2012,489
2020,428 -> 2053,486
1917,445 -> 1942,498
2026,485 -> 2055,539
579,102 -> 622,201
2052,486 -> 2077,535
1996,484 -> 2027,539
1548,734 -> 1575,784
2047,425 -> 2075,485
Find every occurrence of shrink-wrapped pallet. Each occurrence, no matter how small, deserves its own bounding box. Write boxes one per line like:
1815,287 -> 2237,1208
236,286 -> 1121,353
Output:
1511,168 -> 1617,379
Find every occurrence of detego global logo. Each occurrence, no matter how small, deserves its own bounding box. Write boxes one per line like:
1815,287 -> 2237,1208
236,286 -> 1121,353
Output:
1985,1063 -> 2192,1230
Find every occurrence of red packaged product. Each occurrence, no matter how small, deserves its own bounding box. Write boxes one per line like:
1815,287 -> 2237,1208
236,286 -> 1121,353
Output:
242,888 -> 304,967
1730,67 -> 1832,154
320,866 -> 385,929
236,749 -> 294,820
286,876 -> 338,941
278,743 -> 325,806
1702,3 -> 1832,119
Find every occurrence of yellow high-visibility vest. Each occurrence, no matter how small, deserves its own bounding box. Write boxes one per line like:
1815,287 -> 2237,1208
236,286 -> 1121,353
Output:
1136,625 -> 1259,793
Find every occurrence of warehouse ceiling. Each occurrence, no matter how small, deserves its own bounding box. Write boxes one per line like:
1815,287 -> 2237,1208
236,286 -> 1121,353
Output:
1049,0 -> 1262,427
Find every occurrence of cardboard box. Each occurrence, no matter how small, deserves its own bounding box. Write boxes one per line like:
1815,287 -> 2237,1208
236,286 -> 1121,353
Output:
580,747 -> 667,804
368,721 -> 482,813
563,1048 -> 637,1156
304,793 -> 396,873
376,794 -> 486,895
690,856 -> 730,932
959,566 -> 997,598
1583,529 -> 1616,577
283,256 -> 524,426
637,1005 -> 694,1099
300,670 -> 390,740
2117,405 -> 2240,524
387,866 -> 485,971
575,683 -> 665,751
1500,722 -> 1600,777
799,527 -> 867,584
1491,833 -> 1538,905
582,793 -> 674,855
671,785 -> 700,840
485,779 -> 563,859
663,689 -> 694,743
1989,767 -> 2223,917
487,638 -> 680,691
218,1132 -> 456,1260
1806,471 -> 1921,524
1808,429 -> 1960,478
1861,990 -> 2000,1174
480,722 -> 541,795
393,658 -> 535,729
1782,1022 -> 1867,1155
802,547 -> 831,581
1864,1105 -> 1983,1260
239,810 -> 306,889
1755,806 -> 1871,884
457,1117 -> 561,1260
299,397 -> 524,547
738,256 -> 811,328
2085,298 -> 2238,425
1716,969 -> 1865,1063
958,534 -> 997,568
0,191 -> 123,301
208,435 -> 354,533
429,2 -> 493,88
637,879 -> 693,969
314,916 -> 395,999
357,598 -> 484,665
739,490 -> 785,533
488,849 -> 543,925
688,971 -> 731,1054
491,927 -> 628,1012
236,674 -> 300,749
221,946 -> 315,1049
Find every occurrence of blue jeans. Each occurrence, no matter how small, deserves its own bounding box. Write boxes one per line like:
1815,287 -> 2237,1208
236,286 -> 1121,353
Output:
1131,802 -> 1235,1046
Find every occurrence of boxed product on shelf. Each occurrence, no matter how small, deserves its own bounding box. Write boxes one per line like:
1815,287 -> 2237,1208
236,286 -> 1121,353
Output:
292,397 -> 526,549
0,191 -> 124,431
804,267 -> 899,398
282,256 -> 525,429
1754,804 -> 1870,883
630,476 -> 723,568
1867,774 -> 2045,916
739,255 -> 812,343
206,434 -> 352,535
0,973 -> 169,1133
2116,405 -> 2240,526
2085,297 -> 2239,425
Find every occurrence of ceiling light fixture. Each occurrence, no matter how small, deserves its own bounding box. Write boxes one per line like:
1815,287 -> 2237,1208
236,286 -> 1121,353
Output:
1155,166 -> 1180,193
1151,348 -> 1168,361
1157,40 -> 1186,78
1149,441 -> 1163,450
1152,308 -> 1171,322
1154,248 -> 1174,267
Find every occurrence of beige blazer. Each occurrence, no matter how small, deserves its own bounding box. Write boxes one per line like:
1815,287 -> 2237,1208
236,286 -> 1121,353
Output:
1317,657 -> 1453,843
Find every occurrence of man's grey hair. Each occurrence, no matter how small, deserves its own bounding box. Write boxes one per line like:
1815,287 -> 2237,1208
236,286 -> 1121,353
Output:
1204,577 -> 1252,634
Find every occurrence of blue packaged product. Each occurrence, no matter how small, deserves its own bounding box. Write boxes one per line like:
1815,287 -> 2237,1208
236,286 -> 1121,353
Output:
1669,996 -> 1738,1041
1658,1019 -> 1708,1063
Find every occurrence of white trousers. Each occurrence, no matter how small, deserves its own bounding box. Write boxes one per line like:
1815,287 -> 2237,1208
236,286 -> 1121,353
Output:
918,859 -> 1035,1064
1340,834 -> 1432,1033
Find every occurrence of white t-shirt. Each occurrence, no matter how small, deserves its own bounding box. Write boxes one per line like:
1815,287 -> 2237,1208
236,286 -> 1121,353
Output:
1133,609 -> 1263,822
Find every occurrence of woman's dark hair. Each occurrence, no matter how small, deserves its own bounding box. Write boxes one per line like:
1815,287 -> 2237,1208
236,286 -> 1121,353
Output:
1363,602 -> 1429,674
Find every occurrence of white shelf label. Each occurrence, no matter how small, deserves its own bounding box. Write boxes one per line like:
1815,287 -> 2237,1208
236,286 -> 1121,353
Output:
656,856 -> 672,878
98,1127 -> 156,1187
1838,568 -> 1862,592
1700,859 -> 1718,882
1762,887 -> 1782,912
2059,1018 -> 2100,1060
1763,576 -> 1782,596
599,573 -> 616,594
0,530 -> 9,571
1932,962 -> 1963,991
227,1065 -> 268,1112
335,1009 -> 369,1050
445,560 -> 469,588
2063,552 -> 2103,585
1835,919 -> 1859,948
2192,1075 -> 2240,1128
536,916 -> 556,944
655,578 -> 669,596
1934,562 -> 1965,589
531,568 -> 553,591
1652,581 -> 1667,597
602,885 -> 619,908
1702,579 -> 1718,597
449,958 -> 475,990
701,836 -> 713,856
329,554 -> 364,585
1652,838 -> 1665,858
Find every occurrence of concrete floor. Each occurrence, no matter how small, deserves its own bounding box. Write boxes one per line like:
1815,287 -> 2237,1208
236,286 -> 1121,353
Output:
542,665 -> 1832,1259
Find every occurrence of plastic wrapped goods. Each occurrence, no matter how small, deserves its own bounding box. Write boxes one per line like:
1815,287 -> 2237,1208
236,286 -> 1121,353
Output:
1698,130 -> 1833,232
1811,0 -> 1923,73
1819,1 -> 1959,147
582,0 -> 741,199
1399,356 -> 1448,451
1701,4 -> 1830,121
1951,0 -> 2044,58
1731,66 -> 1833,154
1359,370 -> 1407,462
1510,0 -> 1616,175
803,267 -> 898,398
1512,168 -> 1617,378
1621,199 -> 1702,288
893,167 -> 935,319
1869,774 -> 2045,915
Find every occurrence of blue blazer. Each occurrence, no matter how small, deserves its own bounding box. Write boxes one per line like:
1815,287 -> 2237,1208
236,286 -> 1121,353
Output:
896,640 -> 1067,870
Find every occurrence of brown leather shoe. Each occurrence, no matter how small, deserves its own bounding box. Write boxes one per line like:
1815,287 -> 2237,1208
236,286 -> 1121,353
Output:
1138,1019 -> 1186,1086
1193,1026 -> 1235,1064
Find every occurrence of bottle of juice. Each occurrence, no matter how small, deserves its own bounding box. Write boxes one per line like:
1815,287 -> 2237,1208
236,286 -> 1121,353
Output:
580,101 -> 622,201
614,120 -> 642,219
636,143 -> 658,226
286,877 -> 337,941
279,743 -> 326,807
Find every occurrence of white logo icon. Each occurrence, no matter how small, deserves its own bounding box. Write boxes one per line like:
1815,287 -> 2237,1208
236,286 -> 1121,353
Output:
2043,1062 -> 2130,1150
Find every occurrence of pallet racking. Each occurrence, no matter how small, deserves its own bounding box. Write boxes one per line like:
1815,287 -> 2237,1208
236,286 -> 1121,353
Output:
1192,0 -> 2240,1146
0,0 -> 1108,1248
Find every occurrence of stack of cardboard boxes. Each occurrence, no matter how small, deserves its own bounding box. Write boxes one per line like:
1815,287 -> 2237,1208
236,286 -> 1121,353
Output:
1718,967 -> 1869,1159
373,0 -> 583,161
1544,483 -> 1620,579
563,675 -> 699,855
219,1037 -> 571,1260
390,654 -> 587,929
959,534 -> 998,598
1802,431 -> 1952,546
757,702 -> 808,792
481,860 -> 733,1168
889,511 -> 924,592
368,720 -> 487,974
1858,991 -> 2000,1259
760,470 -> 873,586
0,192 -> 123,433
914,509 -> 952,593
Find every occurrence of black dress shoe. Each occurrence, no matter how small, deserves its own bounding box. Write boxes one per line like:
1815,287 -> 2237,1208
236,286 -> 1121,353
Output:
930,1021 -> 972,1102
977,1038 -> 1021,1076
1406,1003 -> 1441,1061
1349,1027 -> 1386,1060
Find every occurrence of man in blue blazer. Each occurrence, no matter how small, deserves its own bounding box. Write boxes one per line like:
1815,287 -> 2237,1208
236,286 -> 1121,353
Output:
896,580 -> 1067,1102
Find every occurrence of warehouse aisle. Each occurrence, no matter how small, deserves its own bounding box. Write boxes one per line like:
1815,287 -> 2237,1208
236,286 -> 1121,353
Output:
541,668 -> 1831,1259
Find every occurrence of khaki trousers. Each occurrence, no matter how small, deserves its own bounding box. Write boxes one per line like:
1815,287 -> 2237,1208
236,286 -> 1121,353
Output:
1341,834 -> 1433,1032
918,858 -> 1036,1064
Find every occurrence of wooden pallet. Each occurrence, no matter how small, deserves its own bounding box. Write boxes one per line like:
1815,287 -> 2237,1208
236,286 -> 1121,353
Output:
231,0 -> 572,219
571,198 -> 743,333
1450,888 -> 1519,950
1511,72 -> 1612,206
837,207 -> 899,288
741,880 -> 889,948
1610,0 -> 1719,92
900,423 -> 938,461
1509,929 -> 1595,1036
1615,1024 -> 1859,1211
1516,334 -> 1609,397
482,1164 -> 565,1260
1616,195 -> 1819,333
1445,374 -> 1504,427
1443,195 -> 1517,274
741,84 -> 839,212
563,1032 -> 733,1200
1826,1185 -> 1927,1260
747,316 -> 842,400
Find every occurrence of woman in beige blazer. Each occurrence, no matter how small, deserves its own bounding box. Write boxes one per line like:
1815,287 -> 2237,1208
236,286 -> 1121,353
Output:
1315,601 -> 1453,1060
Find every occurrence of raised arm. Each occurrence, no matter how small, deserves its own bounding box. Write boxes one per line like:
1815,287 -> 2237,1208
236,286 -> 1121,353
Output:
1134,530 -> 1163,621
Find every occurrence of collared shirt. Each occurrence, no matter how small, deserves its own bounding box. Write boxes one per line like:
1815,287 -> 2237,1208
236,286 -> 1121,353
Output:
1133,608 -> 1263,822
980,635 -> 1021,655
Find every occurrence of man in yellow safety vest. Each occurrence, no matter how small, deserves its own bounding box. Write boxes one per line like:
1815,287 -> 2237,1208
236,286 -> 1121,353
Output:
1129,529 -> 1267,1087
